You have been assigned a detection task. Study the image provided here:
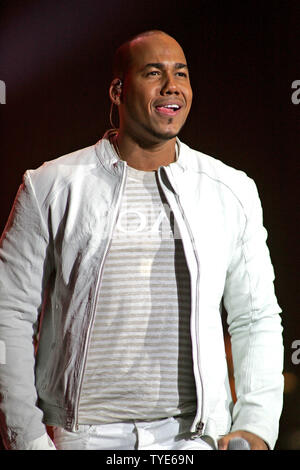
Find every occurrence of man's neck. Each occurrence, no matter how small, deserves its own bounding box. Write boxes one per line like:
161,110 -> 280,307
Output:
113,131 -> 177,171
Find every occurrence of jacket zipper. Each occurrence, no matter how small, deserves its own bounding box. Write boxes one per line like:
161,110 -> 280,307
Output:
174,192 -> 205,437
73,162 -> 128,431
158,167 -> 205,437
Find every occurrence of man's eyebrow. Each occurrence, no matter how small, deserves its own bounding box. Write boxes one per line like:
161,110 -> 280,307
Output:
174,63 -> 188,69
142,62 -> 188,70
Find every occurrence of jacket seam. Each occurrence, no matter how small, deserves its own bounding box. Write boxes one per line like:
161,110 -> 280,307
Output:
191,170 -> 249,242
240,235 -> 255,393
30,153 -> 102,208
25,172 -> 50,239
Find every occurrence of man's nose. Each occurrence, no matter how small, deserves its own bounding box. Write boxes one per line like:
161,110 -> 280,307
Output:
160,74 -> 180,95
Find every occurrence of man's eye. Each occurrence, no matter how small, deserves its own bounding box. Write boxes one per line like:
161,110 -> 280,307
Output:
176,72 -> 187,77
147,71 -> 160,76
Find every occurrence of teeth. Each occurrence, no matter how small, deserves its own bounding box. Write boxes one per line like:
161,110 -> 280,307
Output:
164,104 -> 179,109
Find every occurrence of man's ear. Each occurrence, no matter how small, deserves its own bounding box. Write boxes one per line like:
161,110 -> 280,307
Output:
109,78 -> 123,105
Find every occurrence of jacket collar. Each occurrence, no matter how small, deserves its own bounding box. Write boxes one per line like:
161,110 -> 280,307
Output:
95,129 -> 187,175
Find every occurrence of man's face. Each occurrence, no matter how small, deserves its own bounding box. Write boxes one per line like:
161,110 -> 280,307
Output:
118,34 -> 193,145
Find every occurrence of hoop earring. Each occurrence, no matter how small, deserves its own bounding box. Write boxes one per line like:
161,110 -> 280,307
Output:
109,102 -> 119,129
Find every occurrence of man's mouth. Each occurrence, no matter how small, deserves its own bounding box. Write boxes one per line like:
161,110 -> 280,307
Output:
155,104 -> 182,116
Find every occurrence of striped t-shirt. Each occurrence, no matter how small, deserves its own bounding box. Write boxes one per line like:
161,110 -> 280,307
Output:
78,164 -> 197,424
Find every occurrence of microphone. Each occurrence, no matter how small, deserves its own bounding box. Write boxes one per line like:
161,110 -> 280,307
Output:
227,437 -> 251,450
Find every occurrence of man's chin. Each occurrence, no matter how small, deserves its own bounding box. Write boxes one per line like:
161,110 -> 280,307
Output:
155,131 -> 178,141
151,119 -> 187,141
138,121 -> 185,145
148,126 -> 180,142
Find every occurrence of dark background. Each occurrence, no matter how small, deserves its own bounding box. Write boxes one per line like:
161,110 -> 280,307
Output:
0,0 -> 299,450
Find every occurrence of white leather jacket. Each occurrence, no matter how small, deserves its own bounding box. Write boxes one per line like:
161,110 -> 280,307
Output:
0,135 -> 284,450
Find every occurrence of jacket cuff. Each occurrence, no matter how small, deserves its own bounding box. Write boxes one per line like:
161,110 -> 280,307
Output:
230,421 -> 275,450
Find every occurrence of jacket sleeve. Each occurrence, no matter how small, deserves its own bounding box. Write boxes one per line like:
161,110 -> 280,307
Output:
0,171 -> 55,449
223,177 -> 284,450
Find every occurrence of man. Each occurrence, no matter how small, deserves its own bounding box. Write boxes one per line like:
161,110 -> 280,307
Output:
0,30 -> 284,450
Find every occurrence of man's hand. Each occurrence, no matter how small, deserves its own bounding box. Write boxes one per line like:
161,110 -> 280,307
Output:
218,430 -> 268,450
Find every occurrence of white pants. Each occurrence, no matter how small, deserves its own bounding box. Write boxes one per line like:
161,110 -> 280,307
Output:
52,415 -> 214,450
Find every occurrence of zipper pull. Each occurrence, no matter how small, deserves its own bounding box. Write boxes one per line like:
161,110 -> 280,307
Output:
191,421 -> 204,439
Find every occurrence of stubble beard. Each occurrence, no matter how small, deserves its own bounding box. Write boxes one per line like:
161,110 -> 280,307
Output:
139,117 -> 186,144
124,103 -> 188,146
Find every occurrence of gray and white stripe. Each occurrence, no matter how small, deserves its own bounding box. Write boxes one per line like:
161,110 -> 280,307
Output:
78,165 -> 197,424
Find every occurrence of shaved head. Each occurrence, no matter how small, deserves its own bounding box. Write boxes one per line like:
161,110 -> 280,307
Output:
113,30 -> 181,80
